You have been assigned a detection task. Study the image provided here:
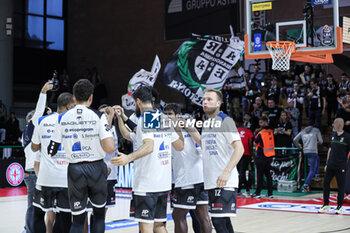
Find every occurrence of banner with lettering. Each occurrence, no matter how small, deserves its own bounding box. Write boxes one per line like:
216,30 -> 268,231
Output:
116,163 -> 134,188
269,153 -> 301,187
160,34 -> 244,106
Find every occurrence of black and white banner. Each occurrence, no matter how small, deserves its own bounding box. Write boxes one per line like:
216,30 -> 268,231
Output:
122,55 -> 161,110
160,34 -> 244,105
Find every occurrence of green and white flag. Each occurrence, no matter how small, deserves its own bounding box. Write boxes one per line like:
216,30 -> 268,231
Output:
160,34 -> 244,105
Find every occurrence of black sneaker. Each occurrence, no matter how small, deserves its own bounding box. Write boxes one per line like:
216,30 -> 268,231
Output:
266,194 -> 273,198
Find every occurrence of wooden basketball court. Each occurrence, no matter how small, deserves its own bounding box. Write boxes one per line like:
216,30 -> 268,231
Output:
1,187 -> 349,233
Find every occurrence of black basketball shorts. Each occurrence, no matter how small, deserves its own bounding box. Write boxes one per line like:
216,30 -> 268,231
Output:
208,187 -> 237,217
33,186 -> 70,212
130,191 -> 169,223
67,159 -> 107,215
172,183 -> 209,209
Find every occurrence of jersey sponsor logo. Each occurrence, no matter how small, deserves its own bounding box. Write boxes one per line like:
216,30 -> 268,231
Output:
6,162 -> 24,186
141,209 -> 150,217
158,141 -> 170,159
67,128 -> 94,133
43,123 -> 55,127
72,141 -> 91,152
61,120 -> 96,126
42,135 -> 51,139
82,133 -> 99,138
71,152 -> 92,159
47,129 -> 54,133
72,142 -> 82,152
211,203 -> 223,211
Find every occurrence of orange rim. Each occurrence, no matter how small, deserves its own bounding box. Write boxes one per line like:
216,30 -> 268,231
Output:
266,41 -> 296,53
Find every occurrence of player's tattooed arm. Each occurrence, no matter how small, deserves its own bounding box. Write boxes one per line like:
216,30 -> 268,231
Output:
47,140 -> 61,156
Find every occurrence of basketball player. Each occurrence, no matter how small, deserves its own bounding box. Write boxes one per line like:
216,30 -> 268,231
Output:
21,81 -> 53,233
48,79 -> 115,233
31,92 -> 75,233
186,88 -> 244,233
111,86 -> 184,233
164,103 -> 212,233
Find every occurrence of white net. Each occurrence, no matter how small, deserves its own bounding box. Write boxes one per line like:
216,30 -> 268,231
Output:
266,41 -> 295,71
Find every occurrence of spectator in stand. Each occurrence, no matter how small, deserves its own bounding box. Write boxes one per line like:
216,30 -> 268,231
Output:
243,112 -> 253,130
3,112 -> 21,159
281,70 -> 295,99
325,74 -> 338,126
236,117 -> 254,197
5,112 -> 21,143
242,72 -> 250,116
285,100 -> 300,137
222,66 -> 246,118
293,123 -> 323,192
300,64 -> 315,117
287,82 -> 304,131
250,64 -> 264,93
266,98 -> 282,129
299,63 -> 315,88
335,97 -> 350,133
249,96 -> 266,131
319,118 -> 350,214
265,77 -> 280,105
337,73 -> 350,100
59,68 -> 71,92
274,111 -> 293,156
307,79 -> 326,130
0,102 -> 6,143
318,71 -> 327,92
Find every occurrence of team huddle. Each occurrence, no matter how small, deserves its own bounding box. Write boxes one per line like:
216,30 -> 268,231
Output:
23,79 -> 244,233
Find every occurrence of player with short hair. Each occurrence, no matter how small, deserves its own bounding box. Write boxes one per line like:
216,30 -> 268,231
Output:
49,79 -> 115,233
31,92 -> 75,233
164,103 -> 212,233
187,88 -> 244,233
112,86 -> 184,233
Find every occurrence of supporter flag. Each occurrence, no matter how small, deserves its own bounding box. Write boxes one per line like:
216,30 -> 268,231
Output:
122,55 -> 161,110
160,34 -> 244,105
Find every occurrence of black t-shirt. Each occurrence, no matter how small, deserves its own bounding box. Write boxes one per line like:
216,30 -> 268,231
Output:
328,132 -> 350,170
274,121 -> 293,147
265,85 -> 280,104
267,107 -> 281,129
325,82 -> 338,102
309,87 -> 325,110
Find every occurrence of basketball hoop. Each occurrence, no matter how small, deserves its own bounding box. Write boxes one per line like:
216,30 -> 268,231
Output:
266,41 -> 296,71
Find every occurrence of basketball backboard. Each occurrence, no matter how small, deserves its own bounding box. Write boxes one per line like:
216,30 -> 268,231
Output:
245,0 -> 343,61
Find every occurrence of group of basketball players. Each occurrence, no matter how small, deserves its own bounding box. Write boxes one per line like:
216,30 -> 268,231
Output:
22,78 -> 244,233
